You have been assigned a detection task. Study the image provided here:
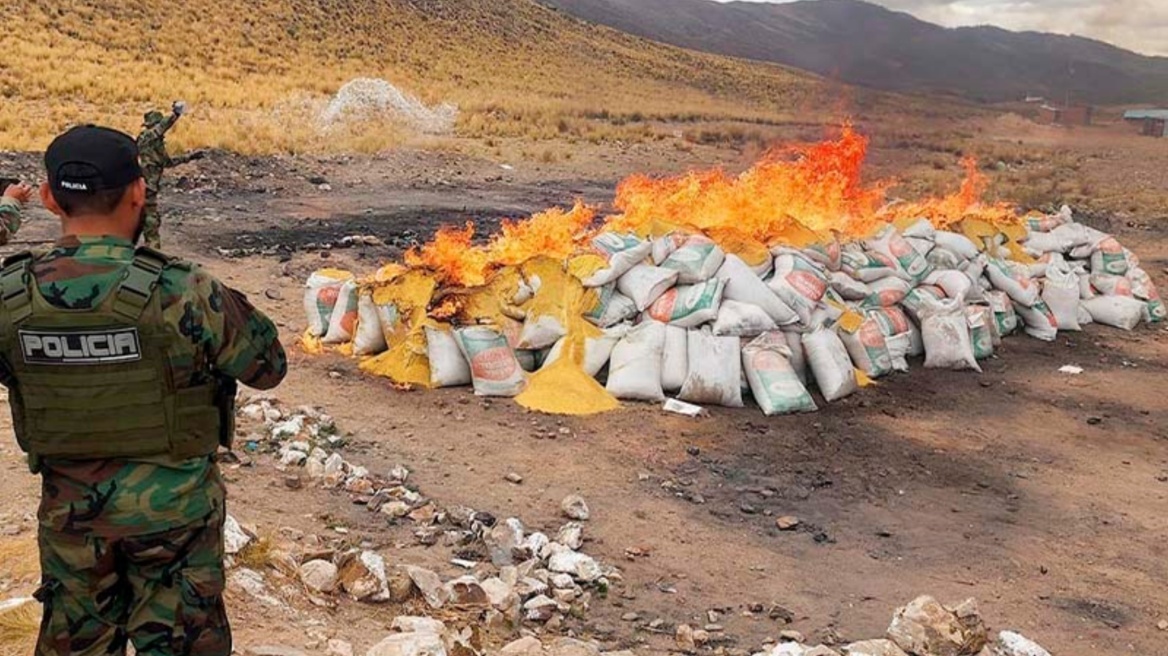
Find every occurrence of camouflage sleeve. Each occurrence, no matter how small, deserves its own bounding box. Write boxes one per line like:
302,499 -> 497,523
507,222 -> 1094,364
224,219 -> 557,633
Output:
0,197 -> 22,246
163,265 -> 288,390
159,113 -> 180,136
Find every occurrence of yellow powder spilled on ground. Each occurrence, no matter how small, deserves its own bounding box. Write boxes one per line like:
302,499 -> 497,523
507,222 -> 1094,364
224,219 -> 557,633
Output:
517,336 -> 619,415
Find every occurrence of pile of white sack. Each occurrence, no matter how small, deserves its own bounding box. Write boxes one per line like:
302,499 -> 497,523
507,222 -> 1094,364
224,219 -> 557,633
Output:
303,206 -> 1163,416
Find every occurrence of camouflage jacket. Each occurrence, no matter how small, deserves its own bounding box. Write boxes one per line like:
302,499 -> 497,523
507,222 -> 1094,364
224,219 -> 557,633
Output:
0,235 -> 287,537
138,114 -> 180,190
0,197 -> 21,245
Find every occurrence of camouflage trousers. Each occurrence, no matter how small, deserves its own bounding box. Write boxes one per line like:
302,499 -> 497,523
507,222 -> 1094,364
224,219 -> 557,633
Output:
142,197 -> 162,250
34,509 -> 231,656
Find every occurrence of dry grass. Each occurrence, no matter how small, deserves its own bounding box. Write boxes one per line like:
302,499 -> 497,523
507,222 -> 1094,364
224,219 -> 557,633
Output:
0,599 -> 39,656
0,538 -> 39,584
0,0 -> 916,154
234,535 -> 276,571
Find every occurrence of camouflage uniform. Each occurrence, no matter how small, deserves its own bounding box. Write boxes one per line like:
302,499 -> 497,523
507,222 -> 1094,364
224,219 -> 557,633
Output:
0,235 -> 287,656
137,114 -> 194,249
0,196 -> 22,245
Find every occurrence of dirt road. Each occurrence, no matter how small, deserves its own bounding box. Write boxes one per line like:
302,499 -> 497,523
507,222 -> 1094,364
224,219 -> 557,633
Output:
0,131 -> 1166,655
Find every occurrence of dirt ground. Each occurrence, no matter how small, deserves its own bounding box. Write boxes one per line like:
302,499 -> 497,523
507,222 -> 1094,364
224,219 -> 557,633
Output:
0,118 -> 1166,656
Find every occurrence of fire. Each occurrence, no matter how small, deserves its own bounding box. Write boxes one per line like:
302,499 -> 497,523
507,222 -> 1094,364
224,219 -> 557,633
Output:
403,124 -> 1021,290
606,124 -> 1018,247
488,202 -> 595,267
404,222 -> 490,288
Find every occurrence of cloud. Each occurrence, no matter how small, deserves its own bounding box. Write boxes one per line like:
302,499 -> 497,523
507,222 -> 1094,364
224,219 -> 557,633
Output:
718,0 -> 1168,55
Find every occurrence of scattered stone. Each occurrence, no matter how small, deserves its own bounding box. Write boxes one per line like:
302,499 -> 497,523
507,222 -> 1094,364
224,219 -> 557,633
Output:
704,624 -> 724,633
547,546 -> 603,582
380,501 -> 413,519
505,472 -> 524,484
844,639 -> 910,656
279,450 -> 308,467
524,594 -> 559,622
776,516 -> 801,531
283,475 -> 303,490
481,577 -> 519,610
389,464 -> 410,484
326,640 -> 354,656
365,631 -> 446,656
405,566 -> 450,608
1087,417 -> 1103,426
223,515 -> 252,555
561,494 -> 591,521
803,648 -> 842,656
887,596 -> 988,656
445,575 -> 489,607
692,630 -> 711,646
549,573 -> 576,590
1158,620 -> 1168,632
522,531 -> 551,561
515,577 -> 549,599
676,624 -> 697,653
391,616 -> 447,635
547,637 -> 601,656
486,518 -> 526,566
621,612 -> 640,622
298,560 -> 339,594
247,646 -> 308,656
780,631 -> 806,643
337,551 -> 391,602
500,636 -> 543,656
995,631 -> 1051,656
556,523 -> 584,550
707,610 -> 721,624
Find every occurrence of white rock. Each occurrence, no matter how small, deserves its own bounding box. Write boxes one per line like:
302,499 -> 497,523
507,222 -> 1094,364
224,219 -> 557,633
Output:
547,638 -> 601,656
271,416 -> 305,439
327,640 -> 354,656
279,449 -> 308,467
228,568 -> 283,607
305,457 -> 326,481
481,577 -> 518,610
486,518 -> 526,565
223,515 -> 252,555
523,531 -> 551,560
287,439 -> 310,453
500,636 -> 543,656
405,566 -> 449,608
390,616 -> 447,635
561,495 -> 590,521
515,577 -> 549,599
676,624 -> 697,653
995,631 -> 1051,656
843,639 -> 909,656
549,573 -> 576,590
389,464 -> 410,483
547,548 -> 602,583
770,644 -> 807,656
555,523 -> 584,550
239,403 -> 265,421
298,560 -> 339,594
338,551 -> 391,602
365,632 -> 446,656
523,594 -> 558,622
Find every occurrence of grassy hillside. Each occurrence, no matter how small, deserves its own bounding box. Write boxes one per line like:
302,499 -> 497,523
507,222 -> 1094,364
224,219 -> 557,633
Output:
0,0 -> 885,153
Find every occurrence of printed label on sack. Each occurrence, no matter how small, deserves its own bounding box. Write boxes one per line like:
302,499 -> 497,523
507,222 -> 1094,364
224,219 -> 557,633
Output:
20,327 -> 142,365
464,339 -> 519,382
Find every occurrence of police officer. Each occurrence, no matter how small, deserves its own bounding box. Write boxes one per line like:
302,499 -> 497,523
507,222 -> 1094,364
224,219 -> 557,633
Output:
0,179 -> 33,244
0,125 -> 287,655
138,101 -> 204,249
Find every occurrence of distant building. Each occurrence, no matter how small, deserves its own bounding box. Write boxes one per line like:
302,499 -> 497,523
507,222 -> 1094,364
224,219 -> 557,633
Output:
1123,109 -> 1168,138
1036,104 -> 1094,126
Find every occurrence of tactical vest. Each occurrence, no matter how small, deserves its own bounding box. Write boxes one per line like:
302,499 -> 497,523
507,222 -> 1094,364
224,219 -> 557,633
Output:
0,248 -> 235,471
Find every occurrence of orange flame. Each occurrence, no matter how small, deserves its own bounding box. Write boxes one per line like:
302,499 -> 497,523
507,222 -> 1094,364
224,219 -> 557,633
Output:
487,202 -> 596,267
404,222 -> 490,288
605,124 -> 1017,246
403,125 -> 1020,289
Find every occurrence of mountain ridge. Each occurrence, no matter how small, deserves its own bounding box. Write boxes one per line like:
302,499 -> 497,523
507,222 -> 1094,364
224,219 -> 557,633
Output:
541,0 -> 1168,104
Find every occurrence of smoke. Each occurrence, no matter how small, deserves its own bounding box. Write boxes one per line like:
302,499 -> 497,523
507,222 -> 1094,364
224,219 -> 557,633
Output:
319,78 -> 458,135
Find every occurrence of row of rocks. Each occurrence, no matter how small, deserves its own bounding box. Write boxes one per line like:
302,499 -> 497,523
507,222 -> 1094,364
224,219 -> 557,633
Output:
231,397 -> 617,638
738,596 -> 1049,656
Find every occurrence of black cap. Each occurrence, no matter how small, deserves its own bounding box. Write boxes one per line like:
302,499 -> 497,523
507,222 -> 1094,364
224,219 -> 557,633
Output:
44,125 -> 142,194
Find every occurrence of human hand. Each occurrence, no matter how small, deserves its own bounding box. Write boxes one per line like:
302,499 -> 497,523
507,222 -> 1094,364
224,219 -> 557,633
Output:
3,182 -> 33,206
173,100 -> 188,116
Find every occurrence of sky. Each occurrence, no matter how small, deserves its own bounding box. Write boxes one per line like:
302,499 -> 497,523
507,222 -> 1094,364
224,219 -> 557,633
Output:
715,0 -> 1168,56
